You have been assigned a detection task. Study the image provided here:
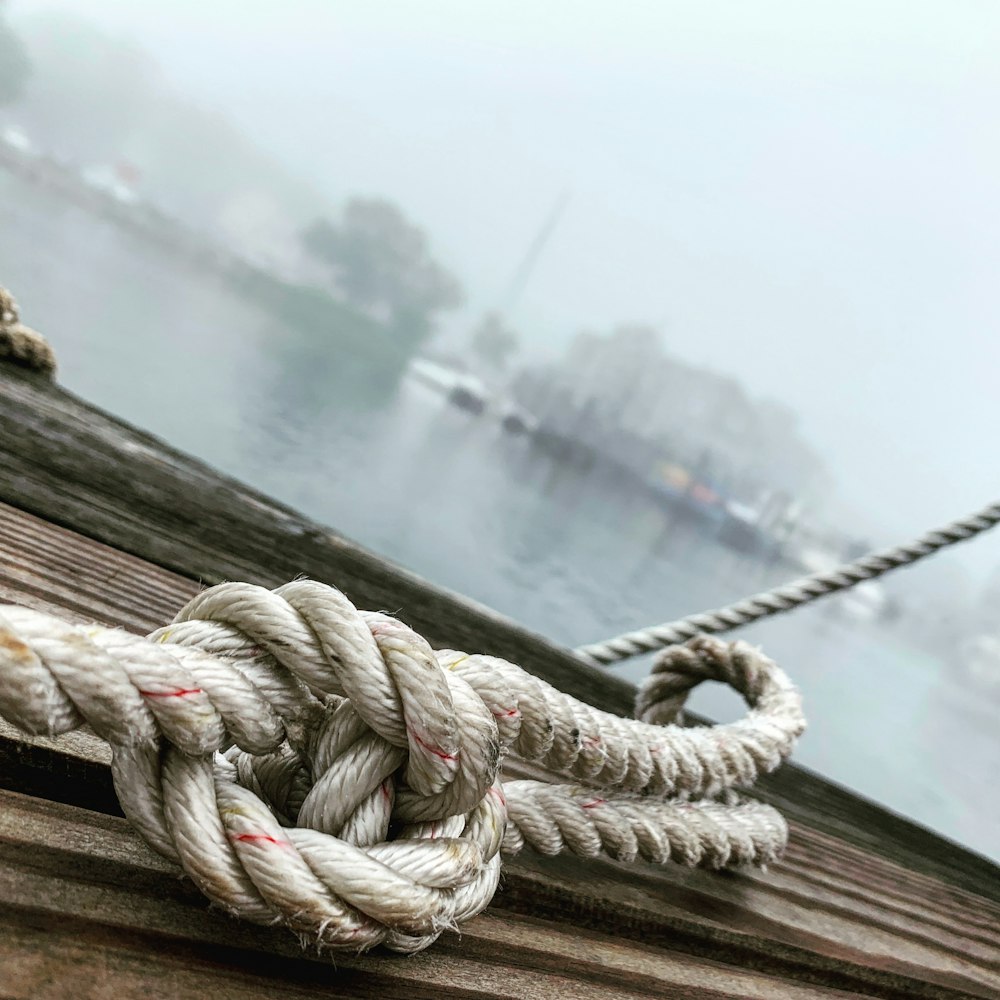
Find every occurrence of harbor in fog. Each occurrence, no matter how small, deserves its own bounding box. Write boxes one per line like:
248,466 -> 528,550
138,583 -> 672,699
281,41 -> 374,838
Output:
1,168 -> 996,861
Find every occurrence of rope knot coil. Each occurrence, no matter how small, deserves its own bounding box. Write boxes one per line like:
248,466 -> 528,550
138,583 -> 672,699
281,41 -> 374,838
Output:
0,579 -> 805,954
0,285 -> 56,377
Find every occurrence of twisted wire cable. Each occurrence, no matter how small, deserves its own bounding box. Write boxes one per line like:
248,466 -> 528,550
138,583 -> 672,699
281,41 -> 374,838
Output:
576,499 -> 1000,666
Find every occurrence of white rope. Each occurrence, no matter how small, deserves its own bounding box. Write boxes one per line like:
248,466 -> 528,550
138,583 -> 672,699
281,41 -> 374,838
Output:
0,579 -> 804,954
0,286 -> 56,377
576,499 -> 1000,667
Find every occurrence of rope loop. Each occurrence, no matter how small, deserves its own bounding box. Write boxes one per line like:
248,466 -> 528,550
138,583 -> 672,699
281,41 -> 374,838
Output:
0,579 -> 805,954
0,285 -> 57,377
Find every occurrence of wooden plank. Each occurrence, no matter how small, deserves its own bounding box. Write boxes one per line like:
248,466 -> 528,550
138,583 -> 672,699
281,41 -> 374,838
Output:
0,366 -> 997,902
2,512 -> 1000,998
1,916 -> 869,1000
0,789 -> 981,1000
0,499 -> 191,629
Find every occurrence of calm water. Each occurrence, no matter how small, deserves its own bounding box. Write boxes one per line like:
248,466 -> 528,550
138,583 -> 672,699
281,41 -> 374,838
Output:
2,172 -> 997,862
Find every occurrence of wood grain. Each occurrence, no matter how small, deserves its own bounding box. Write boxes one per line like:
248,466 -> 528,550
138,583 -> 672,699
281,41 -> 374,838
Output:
0,789 -> 984,1000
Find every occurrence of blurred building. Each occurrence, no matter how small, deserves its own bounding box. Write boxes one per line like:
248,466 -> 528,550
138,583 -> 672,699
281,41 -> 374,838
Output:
515,325 -> 831,512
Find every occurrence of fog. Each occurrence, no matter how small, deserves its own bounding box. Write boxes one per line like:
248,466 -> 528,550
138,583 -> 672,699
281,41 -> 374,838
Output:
10,0 -> 999,562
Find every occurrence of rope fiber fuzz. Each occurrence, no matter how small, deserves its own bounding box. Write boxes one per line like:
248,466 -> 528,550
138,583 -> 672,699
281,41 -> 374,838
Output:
0,286 -> 56,377
0,580 -> 805,954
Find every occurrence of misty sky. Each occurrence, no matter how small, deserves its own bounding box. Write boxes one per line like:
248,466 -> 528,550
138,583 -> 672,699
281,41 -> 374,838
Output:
11,0 -> 1000,576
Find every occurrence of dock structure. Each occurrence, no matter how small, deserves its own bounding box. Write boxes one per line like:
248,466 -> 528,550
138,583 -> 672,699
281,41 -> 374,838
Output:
0,361 -> 998,998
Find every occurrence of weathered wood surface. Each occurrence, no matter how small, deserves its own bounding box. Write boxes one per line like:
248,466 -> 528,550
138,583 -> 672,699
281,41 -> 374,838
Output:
3,791 -> 882,1000
1,366 -> 1000,997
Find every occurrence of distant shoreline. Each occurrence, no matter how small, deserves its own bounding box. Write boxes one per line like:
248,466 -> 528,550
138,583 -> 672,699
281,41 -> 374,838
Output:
0,144 -> 414,372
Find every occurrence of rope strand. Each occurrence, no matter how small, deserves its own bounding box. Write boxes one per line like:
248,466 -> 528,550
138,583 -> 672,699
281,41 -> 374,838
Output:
575,499 -> 1000,666
0,286 -> 56,377
0,579 -> 805,954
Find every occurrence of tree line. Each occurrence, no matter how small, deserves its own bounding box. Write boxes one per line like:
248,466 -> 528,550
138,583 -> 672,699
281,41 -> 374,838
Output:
0,9 -> 470,356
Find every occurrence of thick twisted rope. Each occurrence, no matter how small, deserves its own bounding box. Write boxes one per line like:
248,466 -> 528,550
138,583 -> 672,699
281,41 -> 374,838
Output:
0,579 -> 804,954
576,499 -> 1000,666
0,285 -> 56,377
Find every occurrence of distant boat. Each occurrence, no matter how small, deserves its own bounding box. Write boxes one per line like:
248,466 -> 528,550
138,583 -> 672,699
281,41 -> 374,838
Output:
81,163 -> 140,205
1,125 -> 36,157
498,403 -> 538,435
448,375 -> 489,415
408,358 -> 536,427
407,357 -> 463,393
405,358 -> 489,414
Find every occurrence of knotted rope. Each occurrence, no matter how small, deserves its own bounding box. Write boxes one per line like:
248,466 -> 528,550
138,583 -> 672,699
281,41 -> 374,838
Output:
0,579 -> 804,954
0,286 -> 56,377
577,498 -> 1000,666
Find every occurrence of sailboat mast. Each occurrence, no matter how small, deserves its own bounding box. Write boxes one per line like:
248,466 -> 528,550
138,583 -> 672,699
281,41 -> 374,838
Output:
500,190 -> 570,313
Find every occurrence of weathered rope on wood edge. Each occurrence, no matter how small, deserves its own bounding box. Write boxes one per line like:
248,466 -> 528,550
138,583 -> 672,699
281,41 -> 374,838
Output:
0,286 -> 56,377
0,579 -> 804,954
576,499 -> 1000,666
